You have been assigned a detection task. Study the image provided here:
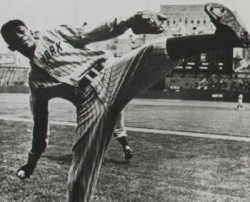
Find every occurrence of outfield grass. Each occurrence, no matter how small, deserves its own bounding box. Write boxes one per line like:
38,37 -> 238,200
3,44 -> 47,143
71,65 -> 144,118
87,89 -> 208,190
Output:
0,93 -> 250,137
1,94 -> 250,201
1,121 -> 250,202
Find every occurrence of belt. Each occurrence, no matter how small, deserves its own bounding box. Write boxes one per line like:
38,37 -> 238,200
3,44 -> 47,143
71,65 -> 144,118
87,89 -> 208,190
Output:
78,63 -> 104,88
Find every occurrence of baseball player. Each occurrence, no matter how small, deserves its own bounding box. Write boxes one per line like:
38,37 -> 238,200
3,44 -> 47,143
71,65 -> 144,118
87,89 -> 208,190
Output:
1,3 -> 249,202
33,30 -> 133,161
237,94 -> 244,110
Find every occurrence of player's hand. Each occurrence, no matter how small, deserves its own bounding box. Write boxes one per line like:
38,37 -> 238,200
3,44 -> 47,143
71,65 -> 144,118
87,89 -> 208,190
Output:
130,10 -> 168,34
16,162 -> 37,180
16,152 -> 40,180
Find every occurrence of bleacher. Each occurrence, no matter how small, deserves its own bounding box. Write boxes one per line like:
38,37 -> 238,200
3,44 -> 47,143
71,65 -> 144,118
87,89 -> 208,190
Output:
165,77 -> 202,91
0,67 -> 29,86
164,76 -> 250,93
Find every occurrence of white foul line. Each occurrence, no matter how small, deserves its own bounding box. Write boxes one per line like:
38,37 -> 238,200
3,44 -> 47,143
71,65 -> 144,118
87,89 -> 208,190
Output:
126,127 -> 250,142
1,116 -> 250,142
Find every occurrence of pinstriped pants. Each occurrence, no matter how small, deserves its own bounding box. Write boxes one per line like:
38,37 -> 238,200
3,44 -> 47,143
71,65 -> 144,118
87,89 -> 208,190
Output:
67,37 -> 182,202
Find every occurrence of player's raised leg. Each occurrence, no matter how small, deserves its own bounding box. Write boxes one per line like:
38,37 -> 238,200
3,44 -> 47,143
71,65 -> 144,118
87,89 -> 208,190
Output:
167,3 -> 250,59
107,2 -> 250,117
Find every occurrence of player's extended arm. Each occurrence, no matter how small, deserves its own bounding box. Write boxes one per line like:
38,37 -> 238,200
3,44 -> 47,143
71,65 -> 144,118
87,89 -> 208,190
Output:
57,10 -> 167,46
17,94 -> 49,180
82,10 -> 167,42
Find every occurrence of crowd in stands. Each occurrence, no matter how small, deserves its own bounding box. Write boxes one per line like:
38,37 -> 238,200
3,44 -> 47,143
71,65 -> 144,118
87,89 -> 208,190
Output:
1,67 -> 250,94
165,75 -> 250,92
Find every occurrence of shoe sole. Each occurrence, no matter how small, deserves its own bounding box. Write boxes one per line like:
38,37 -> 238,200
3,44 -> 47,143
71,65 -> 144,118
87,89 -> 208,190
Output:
205,3 -> 250,48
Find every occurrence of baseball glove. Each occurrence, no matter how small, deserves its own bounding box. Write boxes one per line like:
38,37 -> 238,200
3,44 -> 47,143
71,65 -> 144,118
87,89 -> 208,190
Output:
130,10 -> 167,35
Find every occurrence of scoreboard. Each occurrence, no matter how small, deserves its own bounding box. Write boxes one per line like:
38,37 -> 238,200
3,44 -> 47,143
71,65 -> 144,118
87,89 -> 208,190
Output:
174,48 -> 233,76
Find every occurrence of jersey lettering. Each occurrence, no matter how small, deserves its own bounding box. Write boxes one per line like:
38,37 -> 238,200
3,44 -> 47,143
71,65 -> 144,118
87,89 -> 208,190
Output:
41,42 -> 63,63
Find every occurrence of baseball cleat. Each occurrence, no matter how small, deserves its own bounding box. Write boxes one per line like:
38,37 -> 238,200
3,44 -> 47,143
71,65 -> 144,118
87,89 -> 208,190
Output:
205,3 -> 250,48
124,146 -> 133,161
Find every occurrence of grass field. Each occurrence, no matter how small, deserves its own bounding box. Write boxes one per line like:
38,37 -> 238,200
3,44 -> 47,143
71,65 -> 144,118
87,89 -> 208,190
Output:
1,93 -> 250,201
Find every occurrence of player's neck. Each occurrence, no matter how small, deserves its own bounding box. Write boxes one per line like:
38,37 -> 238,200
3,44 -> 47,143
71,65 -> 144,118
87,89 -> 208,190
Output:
20,42 -> 37,60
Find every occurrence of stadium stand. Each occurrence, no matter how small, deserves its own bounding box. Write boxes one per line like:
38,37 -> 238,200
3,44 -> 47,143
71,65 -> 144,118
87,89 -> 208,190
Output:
164,76 -> 250,93
0,67 -> 29,86
0,67 -> 29,93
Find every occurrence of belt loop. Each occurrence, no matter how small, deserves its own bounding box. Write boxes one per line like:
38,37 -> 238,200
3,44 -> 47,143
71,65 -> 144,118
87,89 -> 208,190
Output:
79,62 -> 104,87
85,75 -> 93,82
91,68 -> 101,77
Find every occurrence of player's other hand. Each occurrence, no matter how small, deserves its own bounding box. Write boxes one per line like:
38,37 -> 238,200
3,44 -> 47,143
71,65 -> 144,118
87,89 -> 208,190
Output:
16,162 -> 37,180
130,10 -> 168,35
16,152 -> 41,180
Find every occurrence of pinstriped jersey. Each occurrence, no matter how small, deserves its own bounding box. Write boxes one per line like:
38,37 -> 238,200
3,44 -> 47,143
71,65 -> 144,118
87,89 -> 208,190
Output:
29,61 -> 61,91
29,19 -> 128,90
31,25 -> 107,86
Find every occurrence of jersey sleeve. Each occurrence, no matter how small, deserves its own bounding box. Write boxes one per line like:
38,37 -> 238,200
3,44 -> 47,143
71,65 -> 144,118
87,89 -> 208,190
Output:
55,18 -> 130,46
29,92 -> 50,154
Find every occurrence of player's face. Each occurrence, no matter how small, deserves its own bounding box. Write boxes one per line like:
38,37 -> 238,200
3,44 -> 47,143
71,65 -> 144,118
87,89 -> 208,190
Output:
9,25 -> 36,53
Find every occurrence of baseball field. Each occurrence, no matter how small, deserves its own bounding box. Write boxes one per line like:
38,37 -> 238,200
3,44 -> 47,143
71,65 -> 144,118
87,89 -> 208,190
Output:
1,93 -> 250,202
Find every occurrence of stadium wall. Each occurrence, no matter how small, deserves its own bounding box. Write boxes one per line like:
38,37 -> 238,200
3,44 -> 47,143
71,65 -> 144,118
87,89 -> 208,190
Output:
0,86 -> 29,93
139,89 -> 249,103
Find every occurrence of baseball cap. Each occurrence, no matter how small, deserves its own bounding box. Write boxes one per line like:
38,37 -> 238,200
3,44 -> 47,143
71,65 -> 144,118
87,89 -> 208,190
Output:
1,19 -> 27,50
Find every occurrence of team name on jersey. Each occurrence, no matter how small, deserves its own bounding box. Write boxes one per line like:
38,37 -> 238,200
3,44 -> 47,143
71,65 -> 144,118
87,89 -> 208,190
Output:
41,42 -> 62,64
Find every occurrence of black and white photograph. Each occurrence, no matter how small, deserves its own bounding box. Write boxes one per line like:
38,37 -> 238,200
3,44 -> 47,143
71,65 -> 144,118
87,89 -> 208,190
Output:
1,0 -> 250,201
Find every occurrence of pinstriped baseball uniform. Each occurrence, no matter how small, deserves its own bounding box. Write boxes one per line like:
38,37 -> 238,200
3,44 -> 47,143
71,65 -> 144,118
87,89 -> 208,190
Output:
28,20 -> 182,202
